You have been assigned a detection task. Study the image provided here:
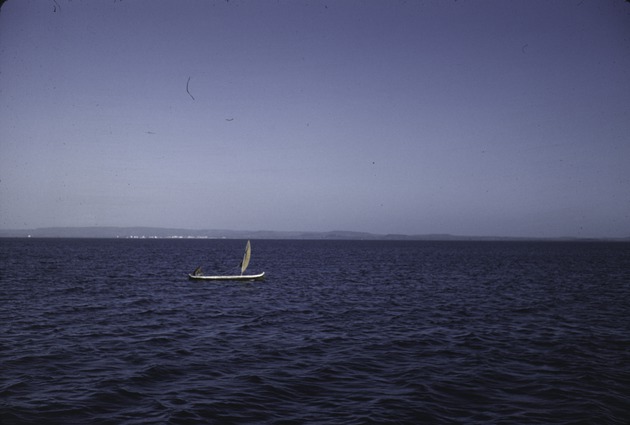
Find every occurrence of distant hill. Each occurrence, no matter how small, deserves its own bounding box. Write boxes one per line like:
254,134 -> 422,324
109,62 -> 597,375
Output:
0,226 -> 405,240
0,226 -> 627,241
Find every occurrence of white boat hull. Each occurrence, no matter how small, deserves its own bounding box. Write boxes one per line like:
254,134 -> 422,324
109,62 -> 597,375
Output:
188,272 -> 265,281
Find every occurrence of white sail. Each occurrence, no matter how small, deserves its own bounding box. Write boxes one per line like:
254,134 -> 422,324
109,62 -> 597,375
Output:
240,240 -> 251,275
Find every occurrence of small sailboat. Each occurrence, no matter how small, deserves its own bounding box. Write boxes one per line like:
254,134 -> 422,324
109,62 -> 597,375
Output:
188,240 -> 265,281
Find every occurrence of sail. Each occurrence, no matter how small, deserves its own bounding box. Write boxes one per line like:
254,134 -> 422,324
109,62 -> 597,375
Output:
240,240 -> 251,275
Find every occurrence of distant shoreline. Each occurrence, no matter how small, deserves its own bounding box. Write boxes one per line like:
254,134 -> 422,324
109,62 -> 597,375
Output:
0,227 -> 627,242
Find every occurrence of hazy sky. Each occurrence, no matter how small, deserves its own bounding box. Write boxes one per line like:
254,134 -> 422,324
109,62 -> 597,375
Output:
1,0 -> 629,238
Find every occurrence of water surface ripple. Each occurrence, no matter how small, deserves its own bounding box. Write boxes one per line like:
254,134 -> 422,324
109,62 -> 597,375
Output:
1,239 -> 629,424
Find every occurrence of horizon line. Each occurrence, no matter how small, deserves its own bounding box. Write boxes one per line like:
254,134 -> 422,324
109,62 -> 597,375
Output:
0,226 -> 628,241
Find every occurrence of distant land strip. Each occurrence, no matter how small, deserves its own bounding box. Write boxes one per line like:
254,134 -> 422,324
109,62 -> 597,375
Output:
0,227 -> 628,241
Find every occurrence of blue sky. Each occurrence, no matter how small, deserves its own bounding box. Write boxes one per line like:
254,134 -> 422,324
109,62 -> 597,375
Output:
1,0 -> 629,238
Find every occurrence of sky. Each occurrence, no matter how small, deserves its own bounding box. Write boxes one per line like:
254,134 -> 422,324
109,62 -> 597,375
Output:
1,0 -> 629,238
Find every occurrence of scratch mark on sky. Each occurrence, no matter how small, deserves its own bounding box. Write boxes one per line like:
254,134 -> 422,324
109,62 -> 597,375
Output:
186,76 -> 195,101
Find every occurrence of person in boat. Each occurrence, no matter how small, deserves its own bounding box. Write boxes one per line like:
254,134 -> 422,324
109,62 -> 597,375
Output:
193,266 -> 203,276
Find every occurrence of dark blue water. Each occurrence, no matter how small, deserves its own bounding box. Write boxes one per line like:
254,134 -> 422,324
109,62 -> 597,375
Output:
1,238 -> 629,424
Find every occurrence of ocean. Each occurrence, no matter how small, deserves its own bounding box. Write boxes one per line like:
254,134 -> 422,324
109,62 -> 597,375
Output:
1,238 -> 629,424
